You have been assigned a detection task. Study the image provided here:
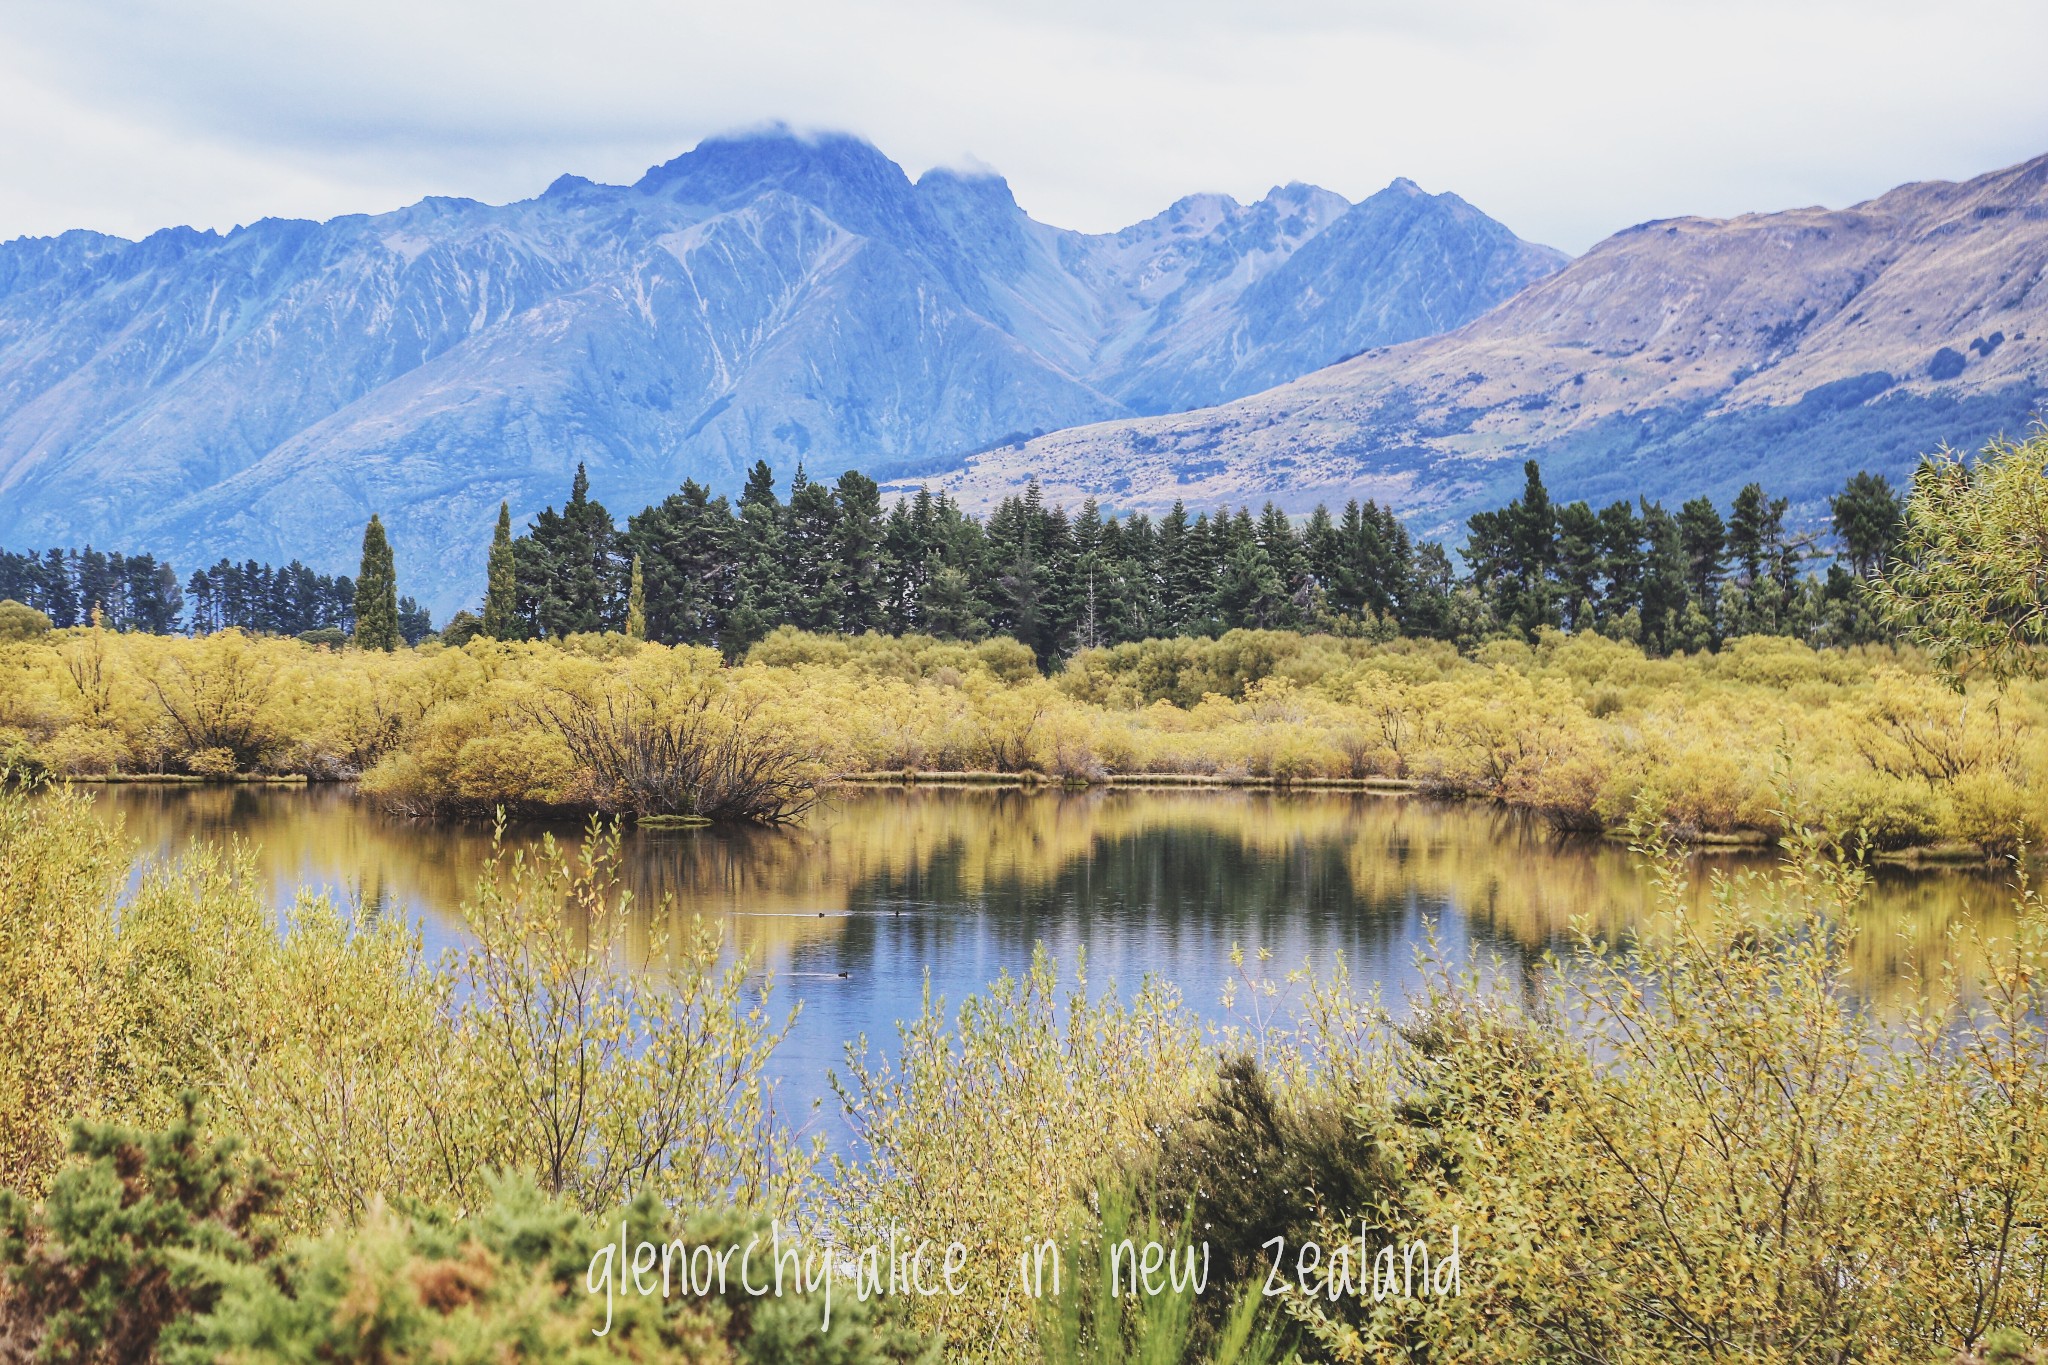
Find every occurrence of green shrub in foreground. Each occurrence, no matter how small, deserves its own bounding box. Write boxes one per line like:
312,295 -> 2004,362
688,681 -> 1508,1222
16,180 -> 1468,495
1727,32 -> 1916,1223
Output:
0,1103 -> 937,1365
0,1095 -> 276,1363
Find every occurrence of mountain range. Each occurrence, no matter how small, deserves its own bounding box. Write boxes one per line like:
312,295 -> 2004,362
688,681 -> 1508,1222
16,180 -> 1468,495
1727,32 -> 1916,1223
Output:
917,153 -> 2048,539
0,128 -> 1563,611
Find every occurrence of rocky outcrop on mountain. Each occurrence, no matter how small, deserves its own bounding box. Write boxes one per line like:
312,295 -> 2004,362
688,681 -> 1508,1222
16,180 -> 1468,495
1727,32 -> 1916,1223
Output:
921,152 -> 2048,538
0,128 -> 1560,609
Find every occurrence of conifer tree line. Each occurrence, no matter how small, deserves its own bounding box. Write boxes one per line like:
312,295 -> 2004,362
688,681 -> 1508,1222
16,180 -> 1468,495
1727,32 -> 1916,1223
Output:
0,545 -> 428,641
0,547 -> 188,633
1,459 -> 1905,654
451,457 -> 1905,660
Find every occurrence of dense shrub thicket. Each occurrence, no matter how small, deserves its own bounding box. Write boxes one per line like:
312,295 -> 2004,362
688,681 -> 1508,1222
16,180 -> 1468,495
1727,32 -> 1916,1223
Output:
0,620 -> 2039,848
0,1104 -> 932,1364
1,772 -> 2042,1361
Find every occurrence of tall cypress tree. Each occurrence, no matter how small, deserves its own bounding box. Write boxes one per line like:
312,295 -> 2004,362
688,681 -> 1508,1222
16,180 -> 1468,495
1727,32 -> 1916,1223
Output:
353,515 -> 399,651
482,501 -> 518,639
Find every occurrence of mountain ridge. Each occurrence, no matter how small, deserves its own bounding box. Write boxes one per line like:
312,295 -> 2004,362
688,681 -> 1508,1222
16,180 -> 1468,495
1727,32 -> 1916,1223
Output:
0,127 -> 1563,611
911,150 -> 2048,538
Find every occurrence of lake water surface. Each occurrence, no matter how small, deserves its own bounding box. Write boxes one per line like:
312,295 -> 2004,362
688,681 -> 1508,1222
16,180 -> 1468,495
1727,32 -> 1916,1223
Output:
85,784 -> 2015,1145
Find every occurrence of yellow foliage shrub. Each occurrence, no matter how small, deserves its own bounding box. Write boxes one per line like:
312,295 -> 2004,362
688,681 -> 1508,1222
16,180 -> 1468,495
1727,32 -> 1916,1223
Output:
0,625 -> 2041,849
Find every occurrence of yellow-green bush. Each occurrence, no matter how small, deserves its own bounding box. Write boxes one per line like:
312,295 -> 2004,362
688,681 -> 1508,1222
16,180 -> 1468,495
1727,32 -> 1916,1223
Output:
829,948 -> 1208,1356
1,624 -> 2043,850
0,784 -> 808,1227
3,765 -> 2046,1360
1267,825 -> 2048,1362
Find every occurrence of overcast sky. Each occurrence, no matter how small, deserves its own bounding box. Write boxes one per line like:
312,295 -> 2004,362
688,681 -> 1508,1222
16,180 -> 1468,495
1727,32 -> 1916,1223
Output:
3,0 -> 2045,255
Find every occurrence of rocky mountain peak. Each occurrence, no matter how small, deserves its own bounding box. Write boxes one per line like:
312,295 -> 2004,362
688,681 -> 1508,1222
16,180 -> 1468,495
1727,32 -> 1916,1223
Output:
634,126 -> 919,236
0,130 -> 1565,614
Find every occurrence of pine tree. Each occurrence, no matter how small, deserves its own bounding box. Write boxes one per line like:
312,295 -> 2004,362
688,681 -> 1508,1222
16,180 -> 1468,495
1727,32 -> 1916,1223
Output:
396,595 -> 433,645
784,468 -> 842,632
985,490 -> 1049,657
1638,500 -> 1691,653
1595,499 -> 1646,627
74,548 -> 113,626
1727,483 -> 1783,590
1255,502 -> 1306,626
1470,461 -> 1561,639
724,462 -> 789,657
922,564 -> 986,640
40,549 -> 78,628
1830,471 -> 1904,578
1403,542 -> 1457,639
482,501 -> 518,639
1677,496 -> 1729,604
1106,512 -> 1159,641
625,480 -> 732,645
1158,502 -> 1207,635
1536,502 -> 1588,633
515,465 -> 625,638
559,463 -> 624,633
625,554 -> 646,641
880,490 -> 941,632
353,514 -> 399,651
1215,536 -> 1288,630
829,470 -> 886,633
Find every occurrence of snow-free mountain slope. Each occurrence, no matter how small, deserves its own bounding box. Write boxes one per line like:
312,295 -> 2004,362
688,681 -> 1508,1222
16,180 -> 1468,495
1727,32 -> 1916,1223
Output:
921,151 -> 2048,535
0,128 -> 1562,610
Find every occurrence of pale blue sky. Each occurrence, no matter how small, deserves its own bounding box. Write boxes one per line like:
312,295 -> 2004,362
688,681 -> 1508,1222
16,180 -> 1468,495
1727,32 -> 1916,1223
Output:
3,0 -> 2044,253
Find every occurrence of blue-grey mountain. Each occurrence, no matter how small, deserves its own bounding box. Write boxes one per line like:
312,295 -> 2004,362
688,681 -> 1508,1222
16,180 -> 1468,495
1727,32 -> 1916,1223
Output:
0,129 -> 1564,611
923,153 -> 2048,539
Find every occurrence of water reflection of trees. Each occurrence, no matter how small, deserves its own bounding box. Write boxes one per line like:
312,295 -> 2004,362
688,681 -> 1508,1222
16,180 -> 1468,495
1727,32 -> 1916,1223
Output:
86,784 -> 2014,999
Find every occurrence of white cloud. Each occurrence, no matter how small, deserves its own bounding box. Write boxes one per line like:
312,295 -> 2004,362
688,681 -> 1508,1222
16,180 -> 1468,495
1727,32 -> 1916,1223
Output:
1,0 -> 2043,252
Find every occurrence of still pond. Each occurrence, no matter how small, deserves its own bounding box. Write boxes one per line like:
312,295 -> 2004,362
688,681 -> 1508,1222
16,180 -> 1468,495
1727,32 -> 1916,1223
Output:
86,783 -> 2013,1146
